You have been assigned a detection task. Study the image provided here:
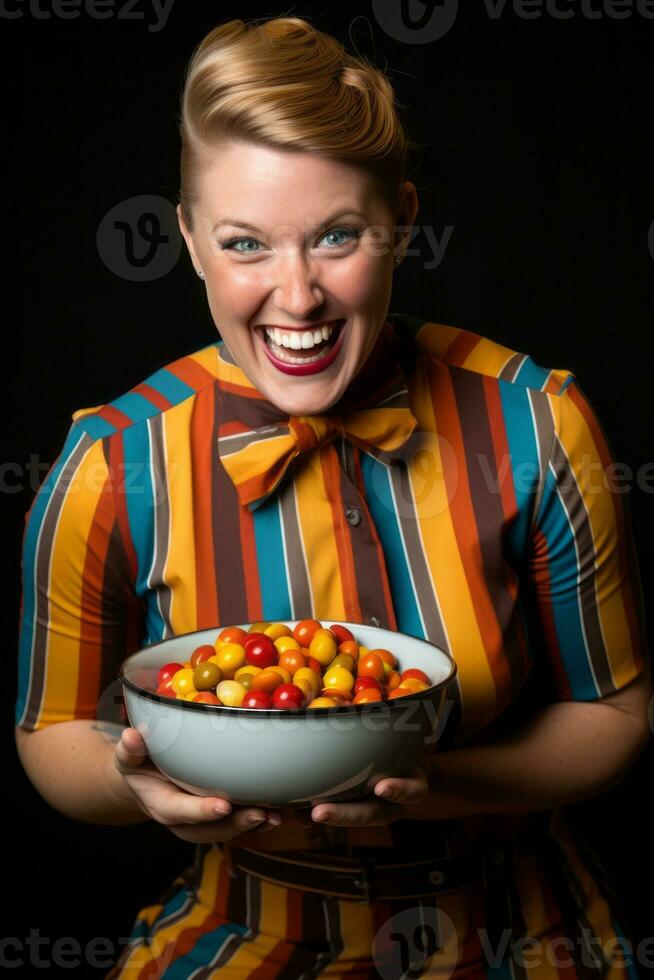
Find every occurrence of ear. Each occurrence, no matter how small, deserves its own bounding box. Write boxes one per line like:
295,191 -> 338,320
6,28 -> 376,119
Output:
177,203 -> 202,273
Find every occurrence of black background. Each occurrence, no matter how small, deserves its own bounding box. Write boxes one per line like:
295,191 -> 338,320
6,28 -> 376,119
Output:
5,1 -> 653,975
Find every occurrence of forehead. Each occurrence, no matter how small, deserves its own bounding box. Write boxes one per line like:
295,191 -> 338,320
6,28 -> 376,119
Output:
196,140 -> 377,217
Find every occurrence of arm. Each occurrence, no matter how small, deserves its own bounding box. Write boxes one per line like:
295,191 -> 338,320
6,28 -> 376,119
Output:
309,669 -> 652,825
15,720 -> 285,838
15,720 -> 149,825
403,669 -> 652,821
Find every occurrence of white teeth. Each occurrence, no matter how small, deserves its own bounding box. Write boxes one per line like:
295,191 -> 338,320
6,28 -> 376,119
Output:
264,321 -> 337,350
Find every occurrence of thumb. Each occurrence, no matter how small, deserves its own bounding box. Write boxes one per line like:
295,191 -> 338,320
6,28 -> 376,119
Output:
115,727 -> 149,771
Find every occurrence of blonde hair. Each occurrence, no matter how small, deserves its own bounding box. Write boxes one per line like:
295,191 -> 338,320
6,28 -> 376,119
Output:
177,15 -> 421,231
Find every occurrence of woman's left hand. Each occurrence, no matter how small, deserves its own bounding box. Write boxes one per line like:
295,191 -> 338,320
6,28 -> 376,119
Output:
309,762 -> 430,827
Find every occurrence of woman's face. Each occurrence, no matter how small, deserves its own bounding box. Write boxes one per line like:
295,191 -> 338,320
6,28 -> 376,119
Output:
178,140 -> 418,415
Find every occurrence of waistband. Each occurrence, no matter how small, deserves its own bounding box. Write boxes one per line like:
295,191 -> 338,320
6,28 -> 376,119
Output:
219,841 -> 512,904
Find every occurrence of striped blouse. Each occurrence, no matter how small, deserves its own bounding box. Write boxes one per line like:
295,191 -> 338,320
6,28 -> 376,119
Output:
16,311 -> 647,856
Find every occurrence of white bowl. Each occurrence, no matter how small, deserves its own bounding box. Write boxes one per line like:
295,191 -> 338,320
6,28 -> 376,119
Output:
119,621 -> 457,807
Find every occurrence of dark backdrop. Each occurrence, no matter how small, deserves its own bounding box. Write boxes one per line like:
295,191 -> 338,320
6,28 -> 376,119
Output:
4,2 -> 653,975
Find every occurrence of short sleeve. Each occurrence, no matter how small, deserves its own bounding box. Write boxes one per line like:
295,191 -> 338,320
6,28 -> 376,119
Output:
525,379 -> 648,701
16,419 -> 144,731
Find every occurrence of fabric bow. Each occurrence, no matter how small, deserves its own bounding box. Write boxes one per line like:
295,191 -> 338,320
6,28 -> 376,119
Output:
217,375 -> 418,512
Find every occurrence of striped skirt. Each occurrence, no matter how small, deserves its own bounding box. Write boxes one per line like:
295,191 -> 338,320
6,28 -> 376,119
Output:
105,815 -> 640,979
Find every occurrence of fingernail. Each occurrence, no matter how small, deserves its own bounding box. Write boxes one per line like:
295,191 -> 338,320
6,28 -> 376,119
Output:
376,786 -> 394,799
313,811 -> 328,822
247,814 -> 266,825
267,814 -> 282,826
213,804 -> 231,816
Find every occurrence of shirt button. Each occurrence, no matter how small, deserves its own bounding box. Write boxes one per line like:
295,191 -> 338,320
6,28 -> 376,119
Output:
345,507 -> 361,526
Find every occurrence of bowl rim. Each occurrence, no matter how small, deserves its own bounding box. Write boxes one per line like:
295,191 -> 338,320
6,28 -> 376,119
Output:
119,621 -> 458,718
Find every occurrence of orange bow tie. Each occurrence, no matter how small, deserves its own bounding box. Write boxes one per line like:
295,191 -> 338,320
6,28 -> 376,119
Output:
217,375 -> 418,511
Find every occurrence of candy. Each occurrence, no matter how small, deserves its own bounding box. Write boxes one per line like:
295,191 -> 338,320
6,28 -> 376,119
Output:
152,621 -> 435,711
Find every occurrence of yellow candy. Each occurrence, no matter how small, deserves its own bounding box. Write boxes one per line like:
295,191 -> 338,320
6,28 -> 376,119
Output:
264,622 -> 293,640
214,642 -> 246,678
216,680 -> 246,707
269,665 -> 291,684
322,666 -> 355,692
171,668 -> 196,696
274,635 -> 300,653
248,621 -> 269,633
294,666 -> 321,694
235,665 -> 261,680
309,629 -> 337,667
307,696 -> 339,708
294,677 -> 314,699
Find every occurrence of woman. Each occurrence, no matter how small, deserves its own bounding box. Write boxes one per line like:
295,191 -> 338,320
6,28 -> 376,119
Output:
15,15 -> 651,979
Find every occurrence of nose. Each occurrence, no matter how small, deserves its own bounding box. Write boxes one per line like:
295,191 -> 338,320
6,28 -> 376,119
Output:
274,251 -> 325,321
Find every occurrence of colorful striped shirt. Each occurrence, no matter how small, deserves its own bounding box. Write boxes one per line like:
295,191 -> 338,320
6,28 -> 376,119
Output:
16,311 -> 647,860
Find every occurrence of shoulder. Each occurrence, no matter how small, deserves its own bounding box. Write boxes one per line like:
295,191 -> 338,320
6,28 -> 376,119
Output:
69,341 -> 221,442
391,312 -> 576,397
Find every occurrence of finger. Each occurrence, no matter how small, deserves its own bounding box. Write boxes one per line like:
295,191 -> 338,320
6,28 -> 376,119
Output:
170,807 -> 270,842
372,765 -> 429,804
310,799 -> 393,827
114,727 -> 149,771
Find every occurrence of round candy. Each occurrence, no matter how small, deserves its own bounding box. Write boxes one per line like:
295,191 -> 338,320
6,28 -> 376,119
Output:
190,645 -> 215,668
369,648 -> 397,670
243,689 -> 273,709
309,629 -> 337,667
330,623 -> 355,644
307,696 -> 340,708
156,679 -> 175,698
157,662 -> 183,687
272,683 -> 306,709
218,625 -> 247,645
274,635 -> 301,654
215,680 -> 246,707
397,677 -> 429,693
214,642 -> 246,677
193,691 -> 220,705
278,649 -> 306,675
352,688 -> 383,704
386,670 -> 402,691
353,675 -> 383,695
357,652 -> 385,682
337,640 -> 360,662
322,666 -> 355,693
330,653 -> 355,673
294,677 -> 314,699
248,621 -> 269,633
171,667 -> 196,697
245,636 -> 278,670
269,665 -> 292,684
193,661 -> 222,691
293,618 -> 322,646
264,622 -> 293,640
400,668 -> 431,686
252,668 -> 286,693
293,666 -> 321,694
235,664 -> 261,680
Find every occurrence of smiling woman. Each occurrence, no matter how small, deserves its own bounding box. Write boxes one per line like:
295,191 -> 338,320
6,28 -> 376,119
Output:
14,12 -> 651,980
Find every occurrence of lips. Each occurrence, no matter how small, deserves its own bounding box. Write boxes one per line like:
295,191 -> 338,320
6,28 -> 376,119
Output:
257,319 -> 346,377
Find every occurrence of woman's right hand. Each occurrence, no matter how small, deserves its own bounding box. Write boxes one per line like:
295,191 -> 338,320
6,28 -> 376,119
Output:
114,727 -> 283,843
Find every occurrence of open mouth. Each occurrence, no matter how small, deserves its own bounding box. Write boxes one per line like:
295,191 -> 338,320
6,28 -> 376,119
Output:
258,320 -> 345,365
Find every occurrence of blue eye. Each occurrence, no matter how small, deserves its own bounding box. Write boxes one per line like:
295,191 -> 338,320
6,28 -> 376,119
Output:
221,227 -> 359,253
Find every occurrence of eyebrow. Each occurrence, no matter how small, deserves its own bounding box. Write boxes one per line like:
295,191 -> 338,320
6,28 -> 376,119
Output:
212,208 -> 369,235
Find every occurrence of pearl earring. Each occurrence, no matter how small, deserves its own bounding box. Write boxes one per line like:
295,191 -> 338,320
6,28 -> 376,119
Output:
394,255 -> 402,266
197,269 -> 205,280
